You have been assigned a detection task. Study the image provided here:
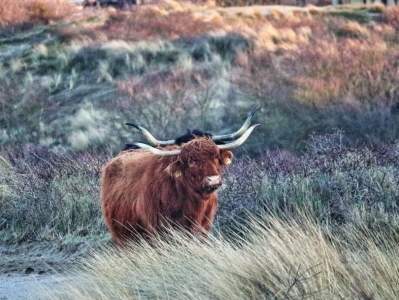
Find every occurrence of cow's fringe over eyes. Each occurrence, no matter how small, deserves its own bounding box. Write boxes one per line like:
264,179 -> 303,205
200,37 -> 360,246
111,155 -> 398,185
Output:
180,138 -> 219,162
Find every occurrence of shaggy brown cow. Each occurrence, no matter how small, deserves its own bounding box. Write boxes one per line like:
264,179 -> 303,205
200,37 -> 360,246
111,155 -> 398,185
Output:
101,118 -> 259,246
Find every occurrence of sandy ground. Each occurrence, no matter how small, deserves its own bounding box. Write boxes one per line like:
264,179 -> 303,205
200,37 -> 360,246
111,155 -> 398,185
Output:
0,240 -> 106,300
0,274 -> 67,300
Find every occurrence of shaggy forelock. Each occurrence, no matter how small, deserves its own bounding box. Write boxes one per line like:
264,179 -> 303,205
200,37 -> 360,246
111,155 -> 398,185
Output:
180,137 -> 219,162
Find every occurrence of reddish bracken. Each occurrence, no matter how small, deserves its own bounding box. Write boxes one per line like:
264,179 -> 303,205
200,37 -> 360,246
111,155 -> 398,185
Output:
101,112 -> 259,246
0,0 -> 76,26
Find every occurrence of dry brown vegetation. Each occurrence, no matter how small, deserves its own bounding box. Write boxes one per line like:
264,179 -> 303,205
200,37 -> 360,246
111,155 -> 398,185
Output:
56,2 -> 225,43
0,0 -> 77,27
383,6 -> 399,30
100,9 -> 223,41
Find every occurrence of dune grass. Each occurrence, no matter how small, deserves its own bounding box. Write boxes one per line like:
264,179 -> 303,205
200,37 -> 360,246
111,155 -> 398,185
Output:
38,213 -> 399,299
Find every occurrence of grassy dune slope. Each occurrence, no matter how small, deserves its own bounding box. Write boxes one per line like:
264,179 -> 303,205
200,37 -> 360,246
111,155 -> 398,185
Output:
1,1 -> 399,153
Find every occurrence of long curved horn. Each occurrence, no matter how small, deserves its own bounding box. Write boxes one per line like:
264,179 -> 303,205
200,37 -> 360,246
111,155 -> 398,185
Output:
217,124 -> 260,150
212,105 -> 260,142
126,123 -> 174,146
133,142 -> 181,156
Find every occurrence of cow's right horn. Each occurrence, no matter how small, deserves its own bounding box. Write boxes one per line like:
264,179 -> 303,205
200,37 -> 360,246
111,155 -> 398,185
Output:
133,142 -> 181,156
217,124 -> 260,150
212,105 -> 260,142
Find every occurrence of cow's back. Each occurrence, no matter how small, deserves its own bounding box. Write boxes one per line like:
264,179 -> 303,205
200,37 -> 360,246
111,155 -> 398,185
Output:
100,150 -> 157,244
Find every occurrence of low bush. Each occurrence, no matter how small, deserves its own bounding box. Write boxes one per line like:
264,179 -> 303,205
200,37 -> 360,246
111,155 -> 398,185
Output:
0,146 -> 107,242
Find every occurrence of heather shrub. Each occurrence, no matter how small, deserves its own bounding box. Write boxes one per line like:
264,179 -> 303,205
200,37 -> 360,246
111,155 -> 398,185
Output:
0,148 -> 107,242
115,67 -> 242,149
0,77 -> 50,146
218,135 -> 399,234
3,133 -> 399,243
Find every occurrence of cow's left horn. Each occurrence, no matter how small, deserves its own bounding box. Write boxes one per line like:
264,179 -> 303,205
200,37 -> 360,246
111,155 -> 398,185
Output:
217,124 -> 260,150
126,123 -> 174,146
133,142 -> 181,156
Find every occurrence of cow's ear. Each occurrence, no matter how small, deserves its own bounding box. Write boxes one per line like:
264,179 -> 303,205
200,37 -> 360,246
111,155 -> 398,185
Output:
165,161 -> 182,178
220,150 -> 233,166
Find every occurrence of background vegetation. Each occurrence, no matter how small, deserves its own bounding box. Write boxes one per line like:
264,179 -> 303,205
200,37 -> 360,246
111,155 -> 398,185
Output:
1,1 -> 399,243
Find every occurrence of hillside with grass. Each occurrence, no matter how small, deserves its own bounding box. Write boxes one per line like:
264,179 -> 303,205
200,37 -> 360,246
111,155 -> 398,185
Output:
1,1 -> 399,299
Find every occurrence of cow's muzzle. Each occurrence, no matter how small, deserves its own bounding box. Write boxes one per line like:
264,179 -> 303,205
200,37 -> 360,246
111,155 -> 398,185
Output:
202,175 -> 222,193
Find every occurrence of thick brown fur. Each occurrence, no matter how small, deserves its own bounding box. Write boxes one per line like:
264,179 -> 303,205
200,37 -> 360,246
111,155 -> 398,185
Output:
101,137 -> 233,246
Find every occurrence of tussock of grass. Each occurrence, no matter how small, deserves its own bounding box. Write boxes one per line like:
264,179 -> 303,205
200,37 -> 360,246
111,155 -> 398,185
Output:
39,214 -> 399,299
335,20 -> 370,39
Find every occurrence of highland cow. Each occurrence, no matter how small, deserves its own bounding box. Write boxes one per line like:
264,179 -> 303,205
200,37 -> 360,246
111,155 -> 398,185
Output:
101,110 -> 259,246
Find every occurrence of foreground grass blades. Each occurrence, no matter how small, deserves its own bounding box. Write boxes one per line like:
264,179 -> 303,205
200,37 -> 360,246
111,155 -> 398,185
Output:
39,215 -> 399,299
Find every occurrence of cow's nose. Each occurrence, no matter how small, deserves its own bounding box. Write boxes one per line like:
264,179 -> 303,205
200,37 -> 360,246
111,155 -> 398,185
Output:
206,175 -> 222,186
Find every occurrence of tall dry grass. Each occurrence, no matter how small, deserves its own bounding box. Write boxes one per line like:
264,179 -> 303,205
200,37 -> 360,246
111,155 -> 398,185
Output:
39,214 -> 399,299
292,37 -> 397,106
